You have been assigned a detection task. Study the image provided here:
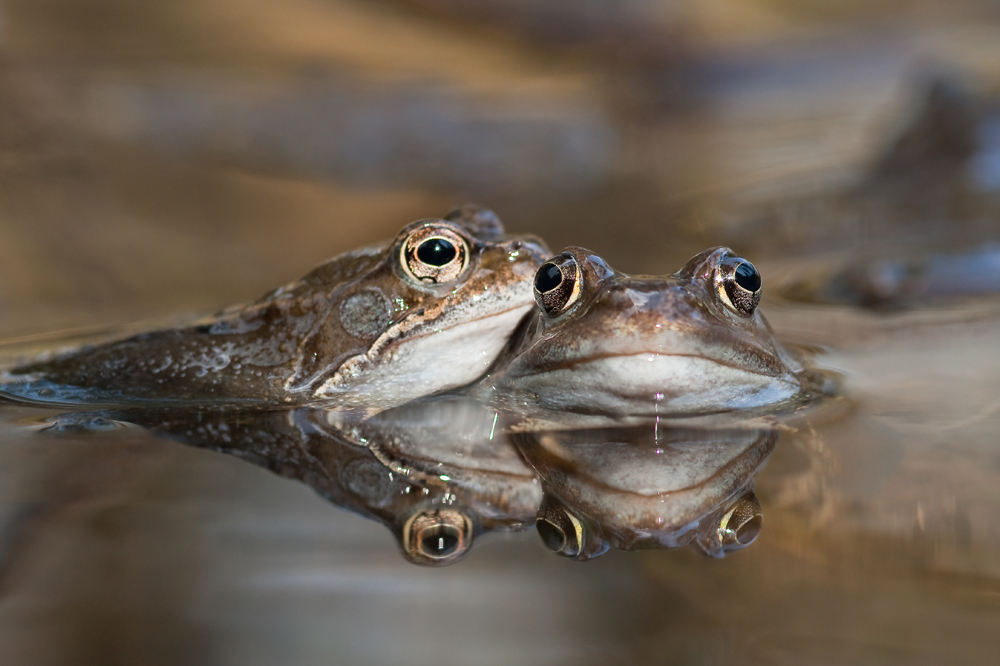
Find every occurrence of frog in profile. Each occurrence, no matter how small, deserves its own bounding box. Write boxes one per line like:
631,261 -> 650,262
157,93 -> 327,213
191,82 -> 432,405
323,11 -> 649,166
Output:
5,206 -> 549,413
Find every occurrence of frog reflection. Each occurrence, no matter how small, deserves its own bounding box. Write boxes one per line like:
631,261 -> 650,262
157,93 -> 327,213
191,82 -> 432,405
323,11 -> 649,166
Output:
482,246 -> 815,428
38,400 -> 777,563
42,399 -> 541,566
6,206 -> 548,414
514,424 -> 776,560
337,395 -> 542,525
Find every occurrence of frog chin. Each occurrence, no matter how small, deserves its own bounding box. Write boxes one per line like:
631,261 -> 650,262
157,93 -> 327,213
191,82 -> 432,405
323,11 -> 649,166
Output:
529,428 -> 773,547
500,352 -> 803,419
312,303 -> 533,413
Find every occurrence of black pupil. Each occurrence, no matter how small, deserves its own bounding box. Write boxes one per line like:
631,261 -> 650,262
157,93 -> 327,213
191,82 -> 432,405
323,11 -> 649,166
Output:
534,263 -> 563,293
537,519 -> 566,552
416,238 -> 457,267
735,515 -> 762,545
421,528 -> 459,556
734,262 -> 761,292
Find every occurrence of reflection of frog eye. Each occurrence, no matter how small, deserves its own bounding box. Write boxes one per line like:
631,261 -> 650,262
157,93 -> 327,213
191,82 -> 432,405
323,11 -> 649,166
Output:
400,226 -> 470,284
533,253 -> 582,316
716,254 -> 762,316
402,508 -> 473,565
535,496 -> 609,560
718,491 -> 762,551
537,507 -> 584,558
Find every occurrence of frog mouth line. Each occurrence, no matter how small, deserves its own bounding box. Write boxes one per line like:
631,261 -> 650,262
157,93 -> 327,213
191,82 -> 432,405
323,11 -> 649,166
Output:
387,302 -> 534,343
520,350 -> 790,379
304,303 -> 535,403
290,302 -> 533,393
366,439 -> 539,489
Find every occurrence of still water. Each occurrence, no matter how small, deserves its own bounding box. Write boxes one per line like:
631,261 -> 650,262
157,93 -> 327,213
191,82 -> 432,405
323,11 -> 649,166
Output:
3,0 -> 1000,664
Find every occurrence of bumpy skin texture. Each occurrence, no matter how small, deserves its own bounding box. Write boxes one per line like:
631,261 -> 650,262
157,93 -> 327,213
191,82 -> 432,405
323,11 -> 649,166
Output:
9,207 -> 549,409
483,246 -> 810,424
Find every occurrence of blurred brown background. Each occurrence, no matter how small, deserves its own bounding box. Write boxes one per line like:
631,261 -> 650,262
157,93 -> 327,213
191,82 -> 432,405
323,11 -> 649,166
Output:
3,0 -> 1000,336
3,2 -> 1000,665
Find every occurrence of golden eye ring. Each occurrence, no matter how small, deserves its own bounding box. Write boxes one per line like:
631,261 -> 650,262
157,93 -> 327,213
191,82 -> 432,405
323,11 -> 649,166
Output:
402,509 -> 473,565
536,507 -> 585,558
715,253 -> 762,316
399,225 -> 470,284
533,253 -> 582,316
534,495 -> 611,560
718,491 -> 762,550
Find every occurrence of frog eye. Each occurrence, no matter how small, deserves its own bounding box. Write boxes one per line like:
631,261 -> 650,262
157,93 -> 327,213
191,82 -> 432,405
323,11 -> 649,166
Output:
717,491 -> 762,552
535,497 -> 609,560
537,506 -> 584,558
400,225 -> 470,284
533,253 -> 582,316
402,509 -> 473,565
716,253 -> 762,316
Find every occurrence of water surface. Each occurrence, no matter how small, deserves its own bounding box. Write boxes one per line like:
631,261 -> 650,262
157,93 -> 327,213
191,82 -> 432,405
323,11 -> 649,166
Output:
3,0 -> 1000,663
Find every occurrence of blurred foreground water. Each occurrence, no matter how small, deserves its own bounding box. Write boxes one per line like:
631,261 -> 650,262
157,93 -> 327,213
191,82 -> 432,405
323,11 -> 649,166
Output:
3,0 -> 1000,664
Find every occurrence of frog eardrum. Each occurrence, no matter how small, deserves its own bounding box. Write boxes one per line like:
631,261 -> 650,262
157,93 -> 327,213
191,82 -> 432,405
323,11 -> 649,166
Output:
399,223 -> 471,284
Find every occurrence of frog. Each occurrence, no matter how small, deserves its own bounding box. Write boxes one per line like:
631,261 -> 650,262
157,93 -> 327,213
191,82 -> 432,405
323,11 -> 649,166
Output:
4,206 -> 549,413
330,394 -> 542,564
40,396 -> 543,567
514,423 -> 775,560
480,246 -> 816,427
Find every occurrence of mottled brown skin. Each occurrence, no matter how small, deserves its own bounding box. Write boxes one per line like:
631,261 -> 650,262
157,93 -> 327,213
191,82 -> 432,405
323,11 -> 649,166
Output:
9,207 -> 549,408
512,247 -> 796,373
482,246 -> 809,425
